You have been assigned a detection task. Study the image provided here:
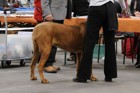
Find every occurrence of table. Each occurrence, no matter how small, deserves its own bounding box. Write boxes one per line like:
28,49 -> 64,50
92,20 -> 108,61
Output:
64,17 -> 140,65
0,15 -> 37,25
64,17 -> 140,33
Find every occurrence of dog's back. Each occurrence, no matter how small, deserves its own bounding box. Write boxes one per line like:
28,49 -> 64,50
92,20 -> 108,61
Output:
32,22 -> 85,52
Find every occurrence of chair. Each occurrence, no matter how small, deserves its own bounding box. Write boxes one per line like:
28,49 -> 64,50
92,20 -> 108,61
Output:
115,32 -> 134,64
97,32 -> 135,64
64,51 -> 76,66
64,32 -> 135,65
95,33 -> 104,63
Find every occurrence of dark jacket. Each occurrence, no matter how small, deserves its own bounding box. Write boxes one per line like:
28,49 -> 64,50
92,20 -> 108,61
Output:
130,0 -> 140,16
72,0 -> 89,16
114,1 -> 122,14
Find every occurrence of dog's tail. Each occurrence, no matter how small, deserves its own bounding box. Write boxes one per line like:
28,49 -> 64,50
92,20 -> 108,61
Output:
30,39 -> 40,74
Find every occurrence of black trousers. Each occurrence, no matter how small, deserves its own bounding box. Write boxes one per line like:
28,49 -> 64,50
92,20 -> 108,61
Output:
77,3 -> 117,79
45,20 -> 64,67
137,37 -> 140,62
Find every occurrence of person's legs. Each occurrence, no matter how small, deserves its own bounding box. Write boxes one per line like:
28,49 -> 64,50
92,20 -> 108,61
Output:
73,3 -> 117,82
135,36 -> 140,68
73,6 -> 102,82
102,2 -> 117,81
44,20 -> 64,73
103,27 -> 117,81
44,46 -> 59,73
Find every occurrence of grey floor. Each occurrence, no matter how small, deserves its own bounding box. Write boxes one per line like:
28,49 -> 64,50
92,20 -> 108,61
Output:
0,40 -> 140,93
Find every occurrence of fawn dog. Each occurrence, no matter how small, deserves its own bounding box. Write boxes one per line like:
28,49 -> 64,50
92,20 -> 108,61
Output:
30,22 -> 98,84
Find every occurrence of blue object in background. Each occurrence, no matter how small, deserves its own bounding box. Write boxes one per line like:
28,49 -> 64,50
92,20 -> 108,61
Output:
93,44 -> 105,59
0,6 -> 3,11
14,7 -> 34,11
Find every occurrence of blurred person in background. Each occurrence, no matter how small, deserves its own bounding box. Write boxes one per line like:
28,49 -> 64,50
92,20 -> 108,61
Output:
0,0 -> 9,11
67,0 -> 89,61
114,0 -> 127,14
41,0 -> 72,73
130,0 -> 140,16
0,0 -> 9,27
134,11 -> 140,68
123,0 -> 140,59
34,0 -> 43,23
27,0 -> 34,8
130,0 -> 140,68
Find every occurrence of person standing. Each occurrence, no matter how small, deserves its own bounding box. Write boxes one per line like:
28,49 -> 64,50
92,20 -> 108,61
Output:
123,0 -> 140,59
114,0 -> 127,14
41,0 -> 72,73
135,36 -> 140,68
133,11 -> 140,68
0,0 -> 8,7
72,0 -> 89,17
27,0 -> 34,8
73,0 -> 124,83
130,0 -> 140,16
67,0 -> 89,61
0,0 -> 9,27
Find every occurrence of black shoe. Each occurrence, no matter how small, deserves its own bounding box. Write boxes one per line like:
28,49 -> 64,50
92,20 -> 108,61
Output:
135,62 -> 139,66
73,77 -> 87,83
135,64 -> 140,68
67,55 -> 75,61
105,77 -> 112,82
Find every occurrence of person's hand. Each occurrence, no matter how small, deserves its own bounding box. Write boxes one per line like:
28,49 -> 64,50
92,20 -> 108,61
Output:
121,10 -> 127,15
117,10 -> 129,18
134,11 -> 140,17
121,9 -> 130,18
45,15 -> 53,21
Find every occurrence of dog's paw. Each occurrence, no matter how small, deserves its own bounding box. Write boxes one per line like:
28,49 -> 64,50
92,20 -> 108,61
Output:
41,79 -> 49,84
30,76 -> 37,80
90,75 -> 98,81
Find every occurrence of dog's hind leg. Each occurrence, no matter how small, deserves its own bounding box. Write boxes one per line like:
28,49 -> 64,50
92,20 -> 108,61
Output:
37,45 -> 52,84
30,40 -> 40,81
90,71 -> 98,81
90,64 -> 98,81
